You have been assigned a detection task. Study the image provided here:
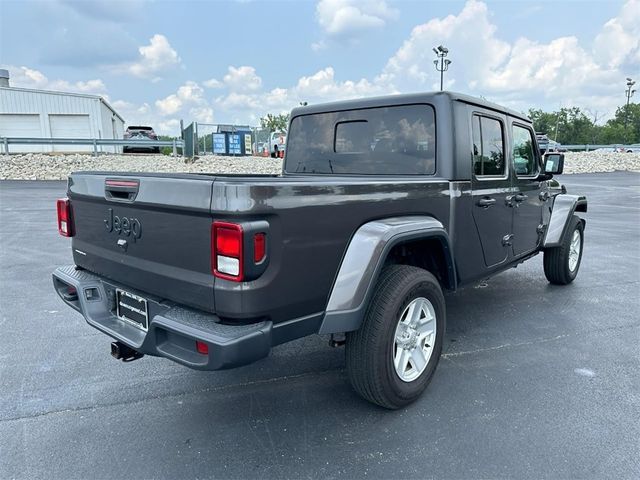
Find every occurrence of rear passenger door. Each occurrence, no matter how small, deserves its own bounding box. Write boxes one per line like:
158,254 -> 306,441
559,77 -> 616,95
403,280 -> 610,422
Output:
470,113 -> 513,267
510,122 -> 546,256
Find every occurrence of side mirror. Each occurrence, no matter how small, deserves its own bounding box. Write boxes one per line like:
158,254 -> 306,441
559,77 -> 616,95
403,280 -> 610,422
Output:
544,153 -> 564,175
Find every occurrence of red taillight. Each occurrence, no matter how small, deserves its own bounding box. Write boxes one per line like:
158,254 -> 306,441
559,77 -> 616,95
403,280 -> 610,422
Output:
195,340 -> 209,355
212,222 -> 243,281
254,233 -> 266,263
56,198 -> 73,237
216,224 -> 242,257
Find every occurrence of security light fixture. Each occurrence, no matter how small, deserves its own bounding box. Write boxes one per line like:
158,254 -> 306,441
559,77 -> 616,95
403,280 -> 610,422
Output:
433,45 -> 452,91
624,77 -> 636,133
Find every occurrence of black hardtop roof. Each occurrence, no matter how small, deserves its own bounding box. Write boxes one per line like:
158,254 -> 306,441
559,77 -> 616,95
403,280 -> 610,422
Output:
290,91 -> 531,124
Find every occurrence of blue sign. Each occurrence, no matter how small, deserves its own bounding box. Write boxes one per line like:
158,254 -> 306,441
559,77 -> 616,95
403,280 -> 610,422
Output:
228,134 -> 242,155
212,133 -> 226,154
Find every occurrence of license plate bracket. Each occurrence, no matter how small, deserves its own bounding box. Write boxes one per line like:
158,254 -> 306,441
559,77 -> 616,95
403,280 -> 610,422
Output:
116,289 -> 148,331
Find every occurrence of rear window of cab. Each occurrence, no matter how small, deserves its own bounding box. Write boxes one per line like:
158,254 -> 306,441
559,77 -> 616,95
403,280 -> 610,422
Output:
285,104 -> 436,175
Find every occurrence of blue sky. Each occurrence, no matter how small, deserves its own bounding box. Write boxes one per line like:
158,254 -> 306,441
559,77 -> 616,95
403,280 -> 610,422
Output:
1,0 -> 638,134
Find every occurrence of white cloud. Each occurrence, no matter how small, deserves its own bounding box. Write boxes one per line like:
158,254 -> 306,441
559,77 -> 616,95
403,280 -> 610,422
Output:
176,82 -> 205,102
210,65 -> 395,124
379,0 -> 634,114
593,0 -> 640,68
10,0 -> 637,133
295,67 -> 390,100
124,34 -> 181,81
155,81 -> 207,115
381,0 -> 510,90
158,118 -> 181,133
112,100 -> 150,116
483,37 -> 612,96
316,0 -> 398,37
203,78 -> 224,88
215,92 -> 260,111
2,65 -> 107,95
211,0 -> 638,123
60,79 -> 107,94
189,106 -> 214,123
155,94 -> 182,116
148,81 -> 214,131
223,66 -> 262,91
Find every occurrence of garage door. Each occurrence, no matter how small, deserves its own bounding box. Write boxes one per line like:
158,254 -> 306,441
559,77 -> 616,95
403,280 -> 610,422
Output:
49,114 -> 92,152
0,114 -> 43,153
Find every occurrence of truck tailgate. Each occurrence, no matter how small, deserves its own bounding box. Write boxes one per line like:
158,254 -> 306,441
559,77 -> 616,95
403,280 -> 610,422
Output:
68,173 -> 215,312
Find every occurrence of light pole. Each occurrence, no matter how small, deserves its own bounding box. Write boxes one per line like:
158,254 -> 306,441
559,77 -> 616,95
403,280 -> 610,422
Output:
624,77 -> 636,133
433,45 -> 451,91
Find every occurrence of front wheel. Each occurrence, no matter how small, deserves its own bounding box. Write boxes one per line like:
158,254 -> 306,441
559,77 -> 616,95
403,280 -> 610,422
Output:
543,215 -> 584,285
346,265 -> 445,409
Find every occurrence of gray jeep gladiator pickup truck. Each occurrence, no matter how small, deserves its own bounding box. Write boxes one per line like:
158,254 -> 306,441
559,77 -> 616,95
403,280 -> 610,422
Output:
53,92 -> 587,409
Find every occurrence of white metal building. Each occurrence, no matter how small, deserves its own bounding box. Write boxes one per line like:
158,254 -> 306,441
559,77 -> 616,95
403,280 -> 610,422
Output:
0,69 -> 125,153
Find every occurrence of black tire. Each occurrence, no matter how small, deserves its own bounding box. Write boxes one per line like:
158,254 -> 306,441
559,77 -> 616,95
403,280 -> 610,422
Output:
543,215 -> 584,285
345,265 -> 445,409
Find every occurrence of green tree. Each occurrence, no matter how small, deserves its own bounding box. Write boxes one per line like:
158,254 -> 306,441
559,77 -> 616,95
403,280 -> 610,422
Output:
530,107 -> 596,145
603,103 -> 640,144
260,113 -> 289,133
555,107 -> 594,145
528,109 -> 557,135
599,123 -> 627,144
529,103 -> 640,146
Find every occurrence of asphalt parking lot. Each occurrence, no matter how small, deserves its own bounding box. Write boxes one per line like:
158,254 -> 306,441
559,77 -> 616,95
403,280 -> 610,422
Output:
1,172 -> 639,479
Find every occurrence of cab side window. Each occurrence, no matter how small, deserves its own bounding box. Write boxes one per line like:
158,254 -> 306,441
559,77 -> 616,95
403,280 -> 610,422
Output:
472,115 -> 505,177
512,125 -> 538,176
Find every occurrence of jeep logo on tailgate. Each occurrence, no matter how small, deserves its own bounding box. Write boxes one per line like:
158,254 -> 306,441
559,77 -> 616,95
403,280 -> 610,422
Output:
104,208 -> 142,242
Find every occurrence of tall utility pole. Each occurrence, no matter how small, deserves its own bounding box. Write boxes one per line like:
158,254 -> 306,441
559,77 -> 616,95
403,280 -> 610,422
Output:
433,45 -> 451,91
624,77 -> 636,132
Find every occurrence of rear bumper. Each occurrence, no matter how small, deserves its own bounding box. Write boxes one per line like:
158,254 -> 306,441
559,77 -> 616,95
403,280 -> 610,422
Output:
123,143 -> 159,152
52,265 -> 272,370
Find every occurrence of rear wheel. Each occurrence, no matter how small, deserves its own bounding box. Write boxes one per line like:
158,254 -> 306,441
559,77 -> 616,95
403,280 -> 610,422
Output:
544,215 -> 584,285
346,265 -> 445,409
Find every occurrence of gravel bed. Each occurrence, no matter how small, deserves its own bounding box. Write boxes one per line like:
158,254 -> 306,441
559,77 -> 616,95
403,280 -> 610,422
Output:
1,151 -> 639,180
0,154 -> 282,180
561,152 -> 640,174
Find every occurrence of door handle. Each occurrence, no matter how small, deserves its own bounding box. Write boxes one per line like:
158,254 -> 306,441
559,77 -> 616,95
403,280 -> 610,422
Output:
477,197 -> 496,208
539,191 -> 550,202
514,193 -> 528,203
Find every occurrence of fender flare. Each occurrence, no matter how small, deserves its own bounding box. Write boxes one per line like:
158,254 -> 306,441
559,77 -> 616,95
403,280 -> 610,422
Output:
543,194 -> 587,248
318,216 -> 455,335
